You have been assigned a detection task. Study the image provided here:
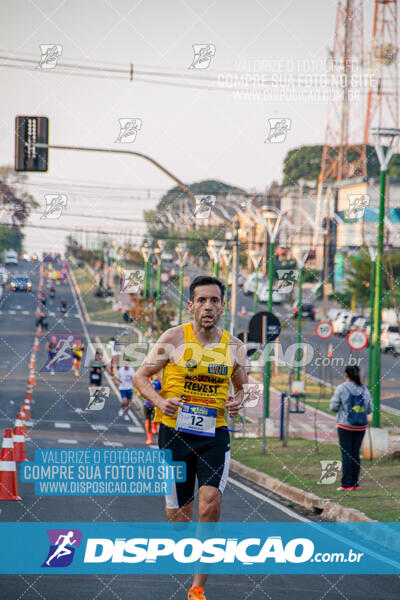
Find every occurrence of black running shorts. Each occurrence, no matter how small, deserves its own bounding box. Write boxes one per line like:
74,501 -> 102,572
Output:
158,424 -> 230,509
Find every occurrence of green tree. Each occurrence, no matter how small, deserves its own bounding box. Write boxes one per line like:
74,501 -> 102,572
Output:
0,165 -> 39,254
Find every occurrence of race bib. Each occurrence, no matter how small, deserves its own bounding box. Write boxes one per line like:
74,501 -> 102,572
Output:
175,404 -> 217,437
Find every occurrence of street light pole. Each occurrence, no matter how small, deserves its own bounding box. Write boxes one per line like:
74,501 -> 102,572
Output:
248,250 -> 263,315
154,240 -> 165,310
367,247 -> 377,393
221,245 -> 233,330
230,220 -> 240,337
140,243 -> 151,299
293,249 -> 309,381
176,243 -> 189,325
371,128 -> 400,429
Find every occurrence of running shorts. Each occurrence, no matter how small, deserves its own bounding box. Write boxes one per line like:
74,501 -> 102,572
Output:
158,424 -> 230,509
120,389 -> 133,400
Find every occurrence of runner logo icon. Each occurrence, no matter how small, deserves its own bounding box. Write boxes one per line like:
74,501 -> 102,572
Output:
42,529 -> 82,567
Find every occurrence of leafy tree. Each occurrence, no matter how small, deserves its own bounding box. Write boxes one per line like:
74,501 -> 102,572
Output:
345,250 -> 400,309
0,165 -> 39,254
282,145 -> 400,187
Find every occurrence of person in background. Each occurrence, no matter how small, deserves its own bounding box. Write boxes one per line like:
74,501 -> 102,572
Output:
107,336 -> 121,377
115,361 -> 136,421
89,349 -> 106,389
330,365 -> 373,491
46,335 -> 58,375
71,337 -> 85,377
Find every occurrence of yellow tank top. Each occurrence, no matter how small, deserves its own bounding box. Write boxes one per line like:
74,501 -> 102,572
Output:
155,322 -> 234,429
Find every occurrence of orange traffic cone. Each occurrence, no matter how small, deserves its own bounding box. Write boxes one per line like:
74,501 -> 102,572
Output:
17,411 -> 27,438
0,428 -> 22,500
241,305 -> 246,317
34,337 -> 39,351
26,385 -> 33,401
13,419 -> 27,462
29,370 -> 36,386
327,343 -> 333,359
22,401 -> 31,421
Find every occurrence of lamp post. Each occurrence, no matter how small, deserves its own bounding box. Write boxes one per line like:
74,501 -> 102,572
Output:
367,245 -> 377,393
140,242 -> 151,299
176,243 -> 189,325
221,244 -> 232,330
154,240 -> 165,309
261,207 -> 283,433
371,128 -> 400,428
206,241 -> 215,276
248,249 -> 264,314
293,248 -> 309,381
230,220 -> 241,337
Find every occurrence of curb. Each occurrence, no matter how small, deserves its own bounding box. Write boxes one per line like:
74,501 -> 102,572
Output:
229,459 -> 373,523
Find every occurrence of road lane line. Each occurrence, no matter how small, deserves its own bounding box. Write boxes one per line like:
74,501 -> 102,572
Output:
54,422 -> 71,429
127,426 -> 143,433
227,476 -> 310,522
91,424 -> 108,431
57,438 -> 78,444
103,441 -> 123,447
68,270 -> 144,432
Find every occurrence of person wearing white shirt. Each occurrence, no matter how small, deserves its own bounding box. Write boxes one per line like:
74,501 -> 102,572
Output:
115,362 -> 136,421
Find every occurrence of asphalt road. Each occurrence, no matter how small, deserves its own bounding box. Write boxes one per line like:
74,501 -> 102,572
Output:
0,260 -> 398,599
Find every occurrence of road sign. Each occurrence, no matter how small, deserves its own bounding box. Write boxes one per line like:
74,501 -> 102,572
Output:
248,311 -> 281,344
160,272 -> 169,283
315,321 -> 333,339
347,329 -> 369,351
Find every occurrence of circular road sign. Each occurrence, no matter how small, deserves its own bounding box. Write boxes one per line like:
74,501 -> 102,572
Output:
315,321 -> 333,339
248,311 -> 281,344
160,272 -> 170,283
347,329 -> 369,351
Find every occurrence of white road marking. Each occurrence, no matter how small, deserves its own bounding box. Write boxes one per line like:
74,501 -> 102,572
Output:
49,312 -> 56,317
103,441 -> 123,447
91,424 -> 107,431
74,408 -> 83,414
127,408 -> 142,428
227,477 -> 310,522
127,426 -> 143,434
54,422 -> 71,429
22,310 -> 29,315
9,310 -> 16,315
57,438 -> 78,444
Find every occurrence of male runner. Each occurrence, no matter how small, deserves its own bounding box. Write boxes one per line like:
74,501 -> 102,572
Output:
89,349 -> 106,389
115,361 -> 135,421
133,275 -> 247,600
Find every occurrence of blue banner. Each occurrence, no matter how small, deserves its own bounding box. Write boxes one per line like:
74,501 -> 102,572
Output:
0,522 -> 398,574
20,449 -> 186,496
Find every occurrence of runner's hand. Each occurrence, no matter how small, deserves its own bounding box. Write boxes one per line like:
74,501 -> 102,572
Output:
226,391 -> 243,418
158,397 -> 183,417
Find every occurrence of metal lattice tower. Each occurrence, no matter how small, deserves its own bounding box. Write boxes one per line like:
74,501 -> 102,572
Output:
364,0 -> 399,142
314,0 -> 366,254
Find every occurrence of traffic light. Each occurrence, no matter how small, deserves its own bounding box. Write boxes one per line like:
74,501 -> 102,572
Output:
15,116 -> 49,171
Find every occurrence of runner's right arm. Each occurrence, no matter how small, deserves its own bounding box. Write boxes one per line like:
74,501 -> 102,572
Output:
133,328 -> 183,417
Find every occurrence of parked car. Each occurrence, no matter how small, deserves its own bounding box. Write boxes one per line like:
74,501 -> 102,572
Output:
258,284 -> 286,304
343,314 -> 363,335
243,272 -> 266,295
292,301 -> 316,320
353,316 -> 369,331
228,272 -> 244,287
4,250 -> 18,265
10,275 -> 31,292
328,308 -> 343,322
381,324 -> 400,354
332,311 -> 353,335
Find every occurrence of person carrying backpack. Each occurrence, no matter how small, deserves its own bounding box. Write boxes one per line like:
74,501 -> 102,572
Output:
330,365 -> 373,491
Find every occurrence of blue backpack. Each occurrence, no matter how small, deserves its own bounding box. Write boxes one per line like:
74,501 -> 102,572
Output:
348,388 -> 368,426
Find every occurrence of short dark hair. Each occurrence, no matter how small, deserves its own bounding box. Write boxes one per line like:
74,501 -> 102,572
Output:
190,275 -> 225,302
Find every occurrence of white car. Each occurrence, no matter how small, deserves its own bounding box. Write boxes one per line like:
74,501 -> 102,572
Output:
258,284 -> 286,304
353,317 -> 369,330
228,272 -> 244,287
328,308 -> 343,323
333,311 -> 353,335
243,272 -> 266,295
4,250 -> 18,265
381,324 -> 400,354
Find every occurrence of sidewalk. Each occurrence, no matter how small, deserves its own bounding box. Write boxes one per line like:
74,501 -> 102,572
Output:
242,377 -> 400,452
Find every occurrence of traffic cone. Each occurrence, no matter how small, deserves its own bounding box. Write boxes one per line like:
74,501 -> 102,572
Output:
34,337 -> 39,351
17,411 -> 27,438
13,419 -> 27,462
22,401 -> 31,421
26,385 -> 33,401
327,343 -> 333,359
0,429 -> 22,500
241,305 -> 246,317
29,370 -> 36,386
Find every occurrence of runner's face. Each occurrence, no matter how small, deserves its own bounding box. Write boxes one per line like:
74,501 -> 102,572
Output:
188,284 -> 224,330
